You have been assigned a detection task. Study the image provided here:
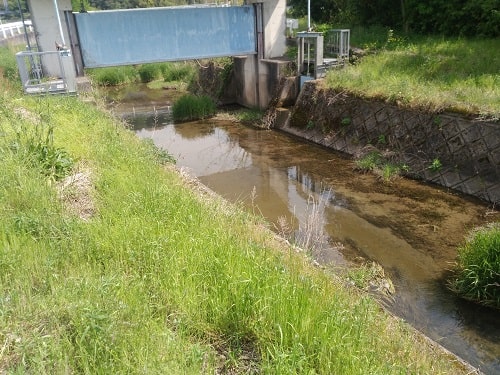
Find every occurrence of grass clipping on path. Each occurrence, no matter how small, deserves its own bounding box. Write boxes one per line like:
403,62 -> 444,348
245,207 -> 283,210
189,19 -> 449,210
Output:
0,92 -> 472,374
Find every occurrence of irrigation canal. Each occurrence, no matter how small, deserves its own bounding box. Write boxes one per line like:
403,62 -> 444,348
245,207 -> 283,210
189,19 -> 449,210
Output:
106,84 -> 499,375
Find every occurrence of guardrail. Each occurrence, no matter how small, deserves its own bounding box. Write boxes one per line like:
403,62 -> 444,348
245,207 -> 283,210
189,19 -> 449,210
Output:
0,20 -> 33,40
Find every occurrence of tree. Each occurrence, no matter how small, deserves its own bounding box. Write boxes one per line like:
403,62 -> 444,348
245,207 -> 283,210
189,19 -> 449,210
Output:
287,0 -> 499,37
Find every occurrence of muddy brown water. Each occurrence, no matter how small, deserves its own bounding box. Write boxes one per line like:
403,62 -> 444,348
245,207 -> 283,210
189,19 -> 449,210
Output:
108,85 -> 499,374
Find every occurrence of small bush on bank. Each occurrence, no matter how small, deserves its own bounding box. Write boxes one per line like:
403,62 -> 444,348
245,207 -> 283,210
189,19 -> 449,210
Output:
162,62 -> 196,83
354,150 -> 408,182
450,223 -> 500,309
172,94 -> 216,122
138,63 -> 162,83
87,66 -> 137,86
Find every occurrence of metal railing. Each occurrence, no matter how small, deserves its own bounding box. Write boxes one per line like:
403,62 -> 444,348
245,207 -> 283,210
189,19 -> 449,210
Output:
0,20 -> 32,40
325,29 -> 350,62
16,49 -> 76,95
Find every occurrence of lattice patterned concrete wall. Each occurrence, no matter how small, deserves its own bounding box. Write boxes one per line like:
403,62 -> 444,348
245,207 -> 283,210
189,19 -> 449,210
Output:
283,81 -> 499,204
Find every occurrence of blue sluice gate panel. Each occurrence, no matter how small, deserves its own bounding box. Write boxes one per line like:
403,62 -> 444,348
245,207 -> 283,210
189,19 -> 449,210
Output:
75,6 -> 256,67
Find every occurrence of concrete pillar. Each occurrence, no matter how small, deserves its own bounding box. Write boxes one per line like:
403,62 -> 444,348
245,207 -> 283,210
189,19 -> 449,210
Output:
236,0 -> 287,109
247,0 -> 286,59
27,0 -> 75,79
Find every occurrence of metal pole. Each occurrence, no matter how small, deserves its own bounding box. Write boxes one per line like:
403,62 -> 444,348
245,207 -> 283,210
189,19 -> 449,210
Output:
16,0 -> 32,50
307,0 -> 310,30
53,0 -> 66,46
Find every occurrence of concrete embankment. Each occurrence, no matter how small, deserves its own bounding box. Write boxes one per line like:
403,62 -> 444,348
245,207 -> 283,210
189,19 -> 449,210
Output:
269,78 -> 499,205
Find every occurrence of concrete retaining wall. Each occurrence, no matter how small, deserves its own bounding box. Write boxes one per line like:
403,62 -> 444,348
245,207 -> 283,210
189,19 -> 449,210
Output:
275,80 -> 499,204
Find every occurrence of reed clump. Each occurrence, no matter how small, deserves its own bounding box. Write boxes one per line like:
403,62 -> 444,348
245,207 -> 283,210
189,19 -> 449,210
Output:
450,223 -> 500,309
172,94 -> 216,122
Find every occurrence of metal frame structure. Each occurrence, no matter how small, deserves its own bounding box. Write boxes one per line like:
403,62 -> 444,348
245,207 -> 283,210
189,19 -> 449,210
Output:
325,29 -> 350,62
16,49 -> 76,94
297,29 -> 350,84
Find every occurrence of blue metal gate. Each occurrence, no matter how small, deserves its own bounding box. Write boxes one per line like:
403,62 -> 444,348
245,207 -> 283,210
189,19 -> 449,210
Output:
74,6 -> 256,68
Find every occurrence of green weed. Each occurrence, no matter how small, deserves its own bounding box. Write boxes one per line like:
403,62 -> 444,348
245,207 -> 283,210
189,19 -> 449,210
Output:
137,63 -> 162,83
0,45 -> 21,82
449,223 -> 500,308
86,66 -> 137,86
428,158 -> 442,172
172,94 -> 216,122
162,62 -> 196,83
235,108 -> 264,123
355,150 -> 383,171
355,150 -> 406,182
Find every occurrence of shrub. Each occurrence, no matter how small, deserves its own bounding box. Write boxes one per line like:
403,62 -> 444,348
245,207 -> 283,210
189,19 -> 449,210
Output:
354,150 -> 408,183
161,62 -> 196,83
355,151 -> 383,172
449,223 -> 500,308
138,63 -> 161,83
87,66 -> 137,86
172,94 -> 216,122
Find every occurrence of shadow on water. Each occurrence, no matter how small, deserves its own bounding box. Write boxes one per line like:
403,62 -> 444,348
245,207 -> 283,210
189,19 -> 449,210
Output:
122,108 -> 499,374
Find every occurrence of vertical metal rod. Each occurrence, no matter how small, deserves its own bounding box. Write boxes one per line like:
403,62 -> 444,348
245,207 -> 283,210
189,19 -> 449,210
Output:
307,0 -> 310,30
53,0 -> 66,46
16,0 -> 32,50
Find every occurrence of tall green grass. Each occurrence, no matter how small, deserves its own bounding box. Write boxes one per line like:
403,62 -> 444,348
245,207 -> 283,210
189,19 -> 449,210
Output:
0,50 -> 472,373
86,65 -> 137,86
162,62 -> 196,83
172,94 -> 216,122
326,35 -> 500,119
450,223 -> 500,309
85,62 -> 197,87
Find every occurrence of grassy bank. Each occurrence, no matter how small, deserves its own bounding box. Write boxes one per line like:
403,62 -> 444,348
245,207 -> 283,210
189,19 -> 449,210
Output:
1,48 -> 471,373
324,33 -> 499,120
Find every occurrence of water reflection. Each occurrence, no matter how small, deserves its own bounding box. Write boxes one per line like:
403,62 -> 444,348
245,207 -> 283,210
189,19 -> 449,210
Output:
127,114 -> 499,375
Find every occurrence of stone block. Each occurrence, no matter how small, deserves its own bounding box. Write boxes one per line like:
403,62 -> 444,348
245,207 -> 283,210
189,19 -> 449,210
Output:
374,108 -> 389,125
488,148 -> 500,167
446,135 -> 464,153
481,128 -> 500,149
467,139 -> 489,159
441,170 -> 462,188
486,184 -> 500,204
460,124 -> 482,143
459,175 -> 488,195
439,123 -> 460,140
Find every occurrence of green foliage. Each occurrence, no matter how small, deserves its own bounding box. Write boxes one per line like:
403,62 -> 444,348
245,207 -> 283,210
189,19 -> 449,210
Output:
355,150 -> 407,182
428,158 -> 442,172
86,66 -> 137,86
140,137 -> 176,165
450,223 -> 500,308
172,94 -> 216,122
234,108 -> 264,123
326,37 -> 500,119
412,0 -> 499,37
137,63 -> 162,83
5,120 -> 74,182
287,0 -> 498,37
355,150 -> 383,171
27,141 -> 74,181
161,62 -> 196,83
0,46 -> 20,82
